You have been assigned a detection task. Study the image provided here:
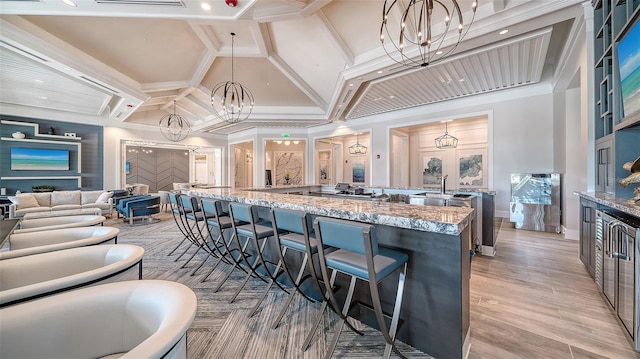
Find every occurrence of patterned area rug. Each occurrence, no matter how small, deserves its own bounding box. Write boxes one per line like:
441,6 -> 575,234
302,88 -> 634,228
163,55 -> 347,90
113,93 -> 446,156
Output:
108,213 -> 433,358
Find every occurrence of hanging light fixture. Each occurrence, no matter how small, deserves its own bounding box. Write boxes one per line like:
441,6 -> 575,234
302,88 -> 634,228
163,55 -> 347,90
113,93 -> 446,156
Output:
211,32 -> 255,124
159,100 -> 190,142
349,133 -> 368,155
380,0 -> 478,68
435,121 -> 458,149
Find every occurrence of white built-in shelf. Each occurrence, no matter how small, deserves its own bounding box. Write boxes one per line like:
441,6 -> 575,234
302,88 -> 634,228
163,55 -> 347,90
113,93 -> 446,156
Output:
1,120 -> 82,140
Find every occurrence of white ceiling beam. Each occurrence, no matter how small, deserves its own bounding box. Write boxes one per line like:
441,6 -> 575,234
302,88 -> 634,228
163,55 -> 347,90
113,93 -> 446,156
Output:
268,53 -> 327,110
315,11 -> 354,66
300,0 -> 333,17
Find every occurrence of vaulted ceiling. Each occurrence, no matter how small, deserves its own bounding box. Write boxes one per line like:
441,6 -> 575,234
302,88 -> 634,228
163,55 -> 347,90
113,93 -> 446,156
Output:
0,0 -> 583,135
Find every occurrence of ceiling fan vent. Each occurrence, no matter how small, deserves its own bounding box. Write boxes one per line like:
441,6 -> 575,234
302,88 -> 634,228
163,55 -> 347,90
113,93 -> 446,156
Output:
94,0 -> 184,6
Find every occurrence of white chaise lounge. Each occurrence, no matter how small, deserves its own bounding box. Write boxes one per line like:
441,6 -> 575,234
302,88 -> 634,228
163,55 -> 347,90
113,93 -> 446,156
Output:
1,226 -> 119,259
0,244 -> 144,307
0,280 -> 197,359
14,214 -> 106,234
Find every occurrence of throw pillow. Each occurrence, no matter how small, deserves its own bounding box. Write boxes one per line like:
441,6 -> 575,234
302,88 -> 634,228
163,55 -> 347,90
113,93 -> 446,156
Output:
81,190 -> 105,205
8,194 -> 40,209
96,191 -> 114,203
32,192 -> 52,207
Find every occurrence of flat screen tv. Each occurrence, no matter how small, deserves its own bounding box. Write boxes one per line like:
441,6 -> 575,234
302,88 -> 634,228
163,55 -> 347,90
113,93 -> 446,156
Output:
10,148 -> 70,170
617,15 -> 640,121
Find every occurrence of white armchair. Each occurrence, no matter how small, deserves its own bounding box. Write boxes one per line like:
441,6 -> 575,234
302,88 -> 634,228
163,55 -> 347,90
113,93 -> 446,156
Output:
0,244 -> 144,307
0,280 -> 197,359
1,226 -> 119,260
14,214 -> 105,234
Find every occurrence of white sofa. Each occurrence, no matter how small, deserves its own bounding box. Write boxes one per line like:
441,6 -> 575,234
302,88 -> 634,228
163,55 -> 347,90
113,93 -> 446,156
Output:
14,214 -> 106,234
0,280 -> 197,359
1,226 -> 119,259
0,244 -> 144,307
8,190 -> 114,219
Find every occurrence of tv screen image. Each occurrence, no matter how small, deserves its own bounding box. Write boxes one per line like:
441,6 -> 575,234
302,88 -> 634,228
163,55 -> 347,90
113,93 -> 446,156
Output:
10,148 -> 70,170
618,16 -> 640,119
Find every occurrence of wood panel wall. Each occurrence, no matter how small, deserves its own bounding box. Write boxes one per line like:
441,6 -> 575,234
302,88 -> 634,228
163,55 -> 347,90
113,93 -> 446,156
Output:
126,148 -> 189,192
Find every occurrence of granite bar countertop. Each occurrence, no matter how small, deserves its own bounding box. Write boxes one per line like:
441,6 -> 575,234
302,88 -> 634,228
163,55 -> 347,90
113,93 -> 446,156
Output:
186,188 -> 474,235
576,191 -> 640,218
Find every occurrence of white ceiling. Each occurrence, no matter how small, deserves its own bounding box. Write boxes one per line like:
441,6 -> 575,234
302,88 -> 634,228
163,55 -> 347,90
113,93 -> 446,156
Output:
0,0 -> 584,135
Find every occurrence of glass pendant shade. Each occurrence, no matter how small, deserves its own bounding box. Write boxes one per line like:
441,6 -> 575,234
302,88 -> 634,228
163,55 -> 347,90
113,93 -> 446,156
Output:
349,134 -> 368,155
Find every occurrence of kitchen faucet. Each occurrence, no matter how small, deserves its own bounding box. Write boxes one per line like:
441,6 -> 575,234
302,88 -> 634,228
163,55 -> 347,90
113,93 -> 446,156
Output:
441,175 -> 448,194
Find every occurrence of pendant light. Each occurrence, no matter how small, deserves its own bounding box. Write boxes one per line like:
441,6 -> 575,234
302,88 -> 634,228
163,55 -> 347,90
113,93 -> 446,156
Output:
211,32 -> 255,124
435,121 -> 458,149
159,100 -> 190,142
349,133 -> 368,155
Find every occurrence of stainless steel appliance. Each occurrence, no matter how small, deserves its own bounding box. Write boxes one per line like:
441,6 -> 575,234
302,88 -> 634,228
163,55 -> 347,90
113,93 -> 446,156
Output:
598,209 -> 640,350
509,173 -> 561,233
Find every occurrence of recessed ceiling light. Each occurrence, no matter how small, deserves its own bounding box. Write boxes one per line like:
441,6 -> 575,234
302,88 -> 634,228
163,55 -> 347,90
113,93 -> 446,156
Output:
349,83 -> 354,87
436,50 -> 443,55
377,70 -> 383,74
62,0 -> 77,7
201,3 -> 211,10
459,78 -> 465,82
34,79 -> 44,83
389,95 -> 395,99
499,29 -> 509,35
39,96 -> 48,100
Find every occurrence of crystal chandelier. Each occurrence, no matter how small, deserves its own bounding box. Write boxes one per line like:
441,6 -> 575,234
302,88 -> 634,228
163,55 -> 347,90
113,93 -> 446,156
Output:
435,121 -> 458,149
349,133 -> 368,155
380,0 -> 478,68
211,32 -> 255,124
159,100 -> 190,142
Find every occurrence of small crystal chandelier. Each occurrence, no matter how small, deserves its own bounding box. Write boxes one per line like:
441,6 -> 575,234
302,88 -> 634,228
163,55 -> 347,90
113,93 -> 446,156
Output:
380,0 -> 478,68
211,32 -> 255,124
435,121 -> 458,149
159,100 -> 190,142
349,133 -> 368,155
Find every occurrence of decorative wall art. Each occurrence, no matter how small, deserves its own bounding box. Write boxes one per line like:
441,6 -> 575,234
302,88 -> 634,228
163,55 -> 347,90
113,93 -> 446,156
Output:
458,150 -> 485,187
352,159 -> 365,183
422,155 -> 443,186
318,150 -> 331,184
10,148 -> 70,171
275,151 -> 303,185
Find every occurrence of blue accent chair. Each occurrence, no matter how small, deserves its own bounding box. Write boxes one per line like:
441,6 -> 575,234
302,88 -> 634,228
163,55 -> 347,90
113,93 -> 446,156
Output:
116,195 -> 160,225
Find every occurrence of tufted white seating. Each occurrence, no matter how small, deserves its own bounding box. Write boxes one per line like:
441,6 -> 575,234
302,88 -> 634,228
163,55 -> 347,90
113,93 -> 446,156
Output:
1,226 -> 119,260
0,280 -> 197,359
0,244 -> 144,307
14,214 -> 105,234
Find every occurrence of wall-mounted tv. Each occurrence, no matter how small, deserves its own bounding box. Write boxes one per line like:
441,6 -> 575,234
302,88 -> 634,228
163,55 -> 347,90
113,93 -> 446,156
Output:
10,148 -> 70,170
617,15 -> 640,121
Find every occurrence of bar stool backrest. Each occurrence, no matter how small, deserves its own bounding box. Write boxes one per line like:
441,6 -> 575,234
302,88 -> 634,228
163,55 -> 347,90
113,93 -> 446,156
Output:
229,203 -> 255,223
271,208 -> 309,234
200,199 -> 225,218
314,217 -> 379,256
181,196 -> 197,213
168,192 -> 180,209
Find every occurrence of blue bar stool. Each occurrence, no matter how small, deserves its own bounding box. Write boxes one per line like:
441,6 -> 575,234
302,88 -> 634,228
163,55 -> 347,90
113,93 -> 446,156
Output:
310,217 -> 408,359
200,199 -> 244,285
262,208 -> 323,326
167,192 -> 197,263
228,203 -> 285,305
180,196 -> 223,276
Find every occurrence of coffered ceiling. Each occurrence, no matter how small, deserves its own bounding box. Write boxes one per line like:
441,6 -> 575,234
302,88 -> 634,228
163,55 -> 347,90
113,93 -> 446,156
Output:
0,0 -> 584,135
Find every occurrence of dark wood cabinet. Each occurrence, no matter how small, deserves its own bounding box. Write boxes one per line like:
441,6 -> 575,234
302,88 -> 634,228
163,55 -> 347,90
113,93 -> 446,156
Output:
580,198 -> 597,277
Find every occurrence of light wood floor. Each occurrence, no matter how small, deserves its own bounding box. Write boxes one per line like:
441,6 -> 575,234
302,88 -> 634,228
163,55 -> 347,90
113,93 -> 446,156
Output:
109,214 -> 640,358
